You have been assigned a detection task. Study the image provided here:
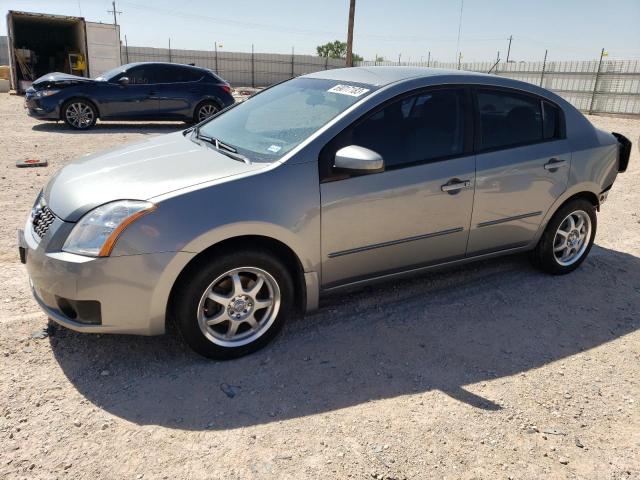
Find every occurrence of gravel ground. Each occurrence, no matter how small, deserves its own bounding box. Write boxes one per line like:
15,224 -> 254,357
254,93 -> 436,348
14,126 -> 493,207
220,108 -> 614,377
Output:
0,92 -> 639,480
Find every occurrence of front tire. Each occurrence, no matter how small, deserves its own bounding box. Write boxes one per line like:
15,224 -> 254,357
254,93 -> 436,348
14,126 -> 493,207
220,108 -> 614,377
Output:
172,250 -> 294,359
531,198 -> 597,275
62,99 -> 97,130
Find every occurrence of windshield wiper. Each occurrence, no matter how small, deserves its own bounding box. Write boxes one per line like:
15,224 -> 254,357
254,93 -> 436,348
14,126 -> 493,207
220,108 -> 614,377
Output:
192,130 -> 251,164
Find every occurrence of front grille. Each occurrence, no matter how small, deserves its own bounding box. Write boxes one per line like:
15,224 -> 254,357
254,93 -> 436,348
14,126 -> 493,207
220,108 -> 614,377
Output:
32,204 -> 55,239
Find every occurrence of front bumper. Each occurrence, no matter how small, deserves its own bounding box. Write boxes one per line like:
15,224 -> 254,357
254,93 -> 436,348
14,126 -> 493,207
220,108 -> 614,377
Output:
24,94 -> 60,120
20,222 -> 193,336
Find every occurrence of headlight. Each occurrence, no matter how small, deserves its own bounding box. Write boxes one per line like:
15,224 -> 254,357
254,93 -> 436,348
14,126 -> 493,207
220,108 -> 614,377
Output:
36,89 -> 60,97
62,200 -> 156,257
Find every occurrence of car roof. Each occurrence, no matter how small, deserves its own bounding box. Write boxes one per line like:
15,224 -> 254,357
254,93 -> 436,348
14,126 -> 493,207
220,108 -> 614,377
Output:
122,62 -> 208,72
303,66 -> 491,87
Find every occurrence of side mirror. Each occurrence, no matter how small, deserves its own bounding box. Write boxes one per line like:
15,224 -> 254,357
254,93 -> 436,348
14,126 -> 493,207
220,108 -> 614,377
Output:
117,76 -> 129,86
334,145 -> 384,173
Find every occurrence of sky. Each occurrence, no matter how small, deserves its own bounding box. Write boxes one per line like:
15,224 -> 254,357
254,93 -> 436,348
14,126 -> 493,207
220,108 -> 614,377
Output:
1,0 -> 639,62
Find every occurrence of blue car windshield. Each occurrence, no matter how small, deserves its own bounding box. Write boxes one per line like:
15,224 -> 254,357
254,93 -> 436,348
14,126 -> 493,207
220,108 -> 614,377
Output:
95,66 -> 125,81
198,77 -> 376,162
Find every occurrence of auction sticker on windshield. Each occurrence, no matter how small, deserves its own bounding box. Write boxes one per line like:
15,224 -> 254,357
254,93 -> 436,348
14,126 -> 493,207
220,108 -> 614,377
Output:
327,84 -> 370,97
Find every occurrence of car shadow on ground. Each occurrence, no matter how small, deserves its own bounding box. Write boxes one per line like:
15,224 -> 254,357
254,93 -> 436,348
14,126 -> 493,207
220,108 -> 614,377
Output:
31,122 -> 186,134
50,245 -> 640,431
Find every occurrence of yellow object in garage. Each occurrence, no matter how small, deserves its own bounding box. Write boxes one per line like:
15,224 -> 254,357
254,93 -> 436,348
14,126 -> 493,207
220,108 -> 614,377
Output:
68,53 -> 86,76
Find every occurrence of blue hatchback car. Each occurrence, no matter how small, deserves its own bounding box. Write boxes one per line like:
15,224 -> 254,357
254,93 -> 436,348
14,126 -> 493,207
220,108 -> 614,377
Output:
24,62 -> 235,130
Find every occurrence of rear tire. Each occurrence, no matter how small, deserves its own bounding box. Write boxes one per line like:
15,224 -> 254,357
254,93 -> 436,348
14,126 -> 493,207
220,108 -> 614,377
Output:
172,250 -> 294,359
530,198 -> 597,275
193,101 -> 220,123
62,99 -> 97,130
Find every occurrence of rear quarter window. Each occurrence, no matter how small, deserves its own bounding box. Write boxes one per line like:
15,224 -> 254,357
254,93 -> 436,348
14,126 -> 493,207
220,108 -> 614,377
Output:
543,101 -> 561,139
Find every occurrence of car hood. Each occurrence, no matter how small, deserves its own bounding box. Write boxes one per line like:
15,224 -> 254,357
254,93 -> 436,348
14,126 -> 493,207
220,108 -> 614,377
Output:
32,72 -> 95,88
44,131 -> 266,221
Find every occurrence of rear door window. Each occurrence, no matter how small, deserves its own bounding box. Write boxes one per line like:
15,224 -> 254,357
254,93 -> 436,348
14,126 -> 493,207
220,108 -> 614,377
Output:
155,66 -> 203,83
477,90 -> 543,150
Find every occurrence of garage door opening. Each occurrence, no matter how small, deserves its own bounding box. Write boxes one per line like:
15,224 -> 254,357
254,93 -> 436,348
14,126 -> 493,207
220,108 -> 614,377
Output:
9,13 -> 88,90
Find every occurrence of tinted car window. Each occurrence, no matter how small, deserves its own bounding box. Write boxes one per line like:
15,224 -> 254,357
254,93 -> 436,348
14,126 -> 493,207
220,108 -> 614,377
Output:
543,101 -> 560,139
155,65 -> 203,83
126,67 -> 152,85
350,89 -> 465,169
478,90 -> 543,150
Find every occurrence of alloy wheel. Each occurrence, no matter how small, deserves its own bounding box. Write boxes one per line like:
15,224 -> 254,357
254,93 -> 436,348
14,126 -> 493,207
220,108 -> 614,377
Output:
65,102 -> 94,129
553,210 -> 592,266
197,267 -> 281,347
197,103 -> 218,121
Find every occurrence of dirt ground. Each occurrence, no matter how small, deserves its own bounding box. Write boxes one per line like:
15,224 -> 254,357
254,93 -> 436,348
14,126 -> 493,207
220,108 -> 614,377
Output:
0,92 -> 639,480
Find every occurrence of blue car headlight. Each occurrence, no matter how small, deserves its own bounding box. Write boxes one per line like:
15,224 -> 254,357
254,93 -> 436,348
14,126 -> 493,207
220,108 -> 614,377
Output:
35,89 -> 60,97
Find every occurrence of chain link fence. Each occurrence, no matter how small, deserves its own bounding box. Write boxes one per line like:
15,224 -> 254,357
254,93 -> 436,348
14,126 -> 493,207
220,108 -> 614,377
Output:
358,59 -> 640,116
3,33 -> 636,117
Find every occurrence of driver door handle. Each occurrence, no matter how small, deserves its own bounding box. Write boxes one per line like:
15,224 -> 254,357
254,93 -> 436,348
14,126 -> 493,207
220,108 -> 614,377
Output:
441,179 -> 472,193
544,158 -> 568,171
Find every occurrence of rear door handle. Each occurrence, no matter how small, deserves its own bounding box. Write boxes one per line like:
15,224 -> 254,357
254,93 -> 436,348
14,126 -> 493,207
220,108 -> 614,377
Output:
441,179 -> 472,193
544,158 -> 567,171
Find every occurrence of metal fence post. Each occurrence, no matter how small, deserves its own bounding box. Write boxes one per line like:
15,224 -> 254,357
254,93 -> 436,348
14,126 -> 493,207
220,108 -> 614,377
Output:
539,49 -> 547,87
325,56 -> 329,70
214,41 -> 218,74
251,44 -> 255,88
168,38 -> 172,63
291,46 -> 295,79
124,34 -> 129,63
589,48 -> 605,115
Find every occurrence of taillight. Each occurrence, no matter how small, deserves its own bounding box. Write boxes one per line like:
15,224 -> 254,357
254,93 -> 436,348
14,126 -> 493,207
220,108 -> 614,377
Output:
222,84 -> 231,94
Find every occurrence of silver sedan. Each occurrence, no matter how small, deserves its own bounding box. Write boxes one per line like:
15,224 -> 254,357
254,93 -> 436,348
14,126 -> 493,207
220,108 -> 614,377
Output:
19,67 -> 632,359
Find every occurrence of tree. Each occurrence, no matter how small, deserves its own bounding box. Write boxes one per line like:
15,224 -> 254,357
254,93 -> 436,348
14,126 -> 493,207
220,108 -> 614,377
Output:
317,40 -> 347,59
316,40 -> 362,63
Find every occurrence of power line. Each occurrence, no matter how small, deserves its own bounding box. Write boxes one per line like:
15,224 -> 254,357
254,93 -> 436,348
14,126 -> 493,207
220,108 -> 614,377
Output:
119,0 -> 501,44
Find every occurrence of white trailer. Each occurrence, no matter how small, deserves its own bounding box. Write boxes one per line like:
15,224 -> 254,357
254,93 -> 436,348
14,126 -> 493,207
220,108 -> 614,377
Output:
6,11 -> 121,93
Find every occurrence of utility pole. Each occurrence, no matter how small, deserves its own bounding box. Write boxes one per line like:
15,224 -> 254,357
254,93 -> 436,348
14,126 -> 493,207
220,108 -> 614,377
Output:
506,35 -> 513,62
455,0 -> 464,63
107,1 -> 122,25
345,0 -> 356,67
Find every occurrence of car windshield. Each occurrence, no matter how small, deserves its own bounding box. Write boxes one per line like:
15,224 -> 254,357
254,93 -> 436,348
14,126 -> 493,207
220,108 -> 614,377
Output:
197,77 -> 376,162
95,66 -> 126,81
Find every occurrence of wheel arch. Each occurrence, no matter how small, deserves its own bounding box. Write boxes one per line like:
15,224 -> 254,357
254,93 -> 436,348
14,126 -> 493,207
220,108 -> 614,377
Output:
193,97 -> 224,118
59,96 -> 101,119
166,234 -> 308,329
531,186 -> 601,248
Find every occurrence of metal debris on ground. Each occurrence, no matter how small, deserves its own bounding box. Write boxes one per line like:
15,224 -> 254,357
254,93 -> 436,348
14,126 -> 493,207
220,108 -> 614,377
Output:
16,158 -> 48,168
